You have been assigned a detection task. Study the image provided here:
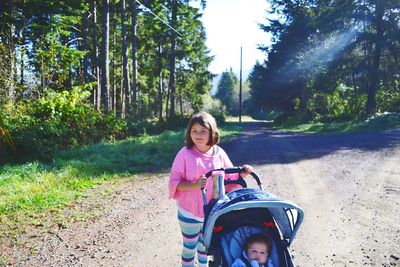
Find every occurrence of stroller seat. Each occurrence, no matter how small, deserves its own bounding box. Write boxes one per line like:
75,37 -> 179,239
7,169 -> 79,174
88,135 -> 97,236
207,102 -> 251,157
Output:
220,226 -> 280,267
202,171 -> 304,267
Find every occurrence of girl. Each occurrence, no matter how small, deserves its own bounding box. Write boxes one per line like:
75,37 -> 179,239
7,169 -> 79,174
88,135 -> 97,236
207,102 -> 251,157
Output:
169,111 -> 253,267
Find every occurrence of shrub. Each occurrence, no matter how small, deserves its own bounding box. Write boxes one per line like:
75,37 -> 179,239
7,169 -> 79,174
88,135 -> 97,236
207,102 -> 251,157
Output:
202,94 -> 227,124
307,84 -> 366,122
1,87 -> 127,163
377,90 -> 400,113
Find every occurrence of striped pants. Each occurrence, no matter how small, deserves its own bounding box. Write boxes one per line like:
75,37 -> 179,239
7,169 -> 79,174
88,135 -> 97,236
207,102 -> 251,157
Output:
178,211 -> 208,267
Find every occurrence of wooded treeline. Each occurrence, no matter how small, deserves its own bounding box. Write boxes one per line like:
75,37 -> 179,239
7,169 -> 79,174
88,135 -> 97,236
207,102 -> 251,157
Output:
0,0 -> 212,120
1,0 -> 400,163
249,0 -> 400,122
0,0 -> 218,162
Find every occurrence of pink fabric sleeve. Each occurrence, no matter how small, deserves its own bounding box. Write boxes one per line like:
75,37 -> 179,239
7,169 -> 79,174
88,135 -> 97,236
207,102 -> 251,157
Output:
169,149 -> 185,199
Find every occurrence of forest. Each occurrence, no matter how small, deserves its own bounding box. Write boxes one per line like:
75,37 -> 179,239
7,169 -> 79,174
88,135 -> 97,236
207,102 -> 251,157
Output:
1,0 -> 399,163
249,0 -> 400,123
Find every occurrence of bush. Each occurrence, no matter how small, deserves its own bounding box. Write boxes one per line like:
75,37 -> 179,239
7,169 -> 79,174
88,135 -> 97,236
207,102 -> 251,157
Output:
307,84 -> 366,122
202,94 -> 227,124
377,90 -> 400,113
1,87 -> 127,163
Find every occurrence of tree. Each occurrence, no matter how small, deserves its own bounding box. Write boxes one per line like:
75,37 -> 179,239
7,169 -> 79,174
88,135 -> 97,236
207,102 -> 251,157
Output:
215,69 -> 237,114
130,0 -> 139,114
249,0 -> 315,118
4,0 -> 17,104
250,0 -> 400,121
167,0 -> 178,119
92,0 -> 101,110
165,0 -> 208,120
101,0 -> 111,113
1,0 -> 213,124
121,0 -> 130,118
248,62 -> 267,111
136,0 -> 212,120
365,1 -> 385,115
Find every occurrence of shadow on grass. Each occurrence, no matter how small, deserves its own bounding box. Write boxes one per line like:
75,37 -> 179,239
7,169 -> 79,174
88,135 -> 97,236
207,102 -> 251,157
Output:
55,130 -> 185,178
55,124 -> 242,179
221,121 -> 400,165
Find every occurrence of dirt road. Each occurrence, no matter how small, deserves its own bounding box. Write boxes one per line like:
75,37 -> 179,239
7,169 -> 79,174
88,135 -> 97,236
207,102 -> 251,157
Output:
3,122 -> 400,266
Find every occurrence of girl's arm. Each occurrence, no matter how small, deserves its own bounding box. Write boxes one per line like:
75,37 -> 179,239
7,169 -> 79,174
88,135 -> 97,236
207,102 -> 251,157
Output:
169,149 -> 186,199
169,148 -> 208,197
176,175 -> 207,191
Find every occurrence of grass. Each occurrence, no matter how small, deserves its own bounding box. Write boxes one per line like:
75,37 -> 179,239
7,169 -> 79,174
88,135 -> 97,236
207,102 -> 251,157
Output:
0,257 -> 8,265
0,123 -> 242,239
225,115 -> 259,122
3,112 -> 398,223
276,112 -> 400,134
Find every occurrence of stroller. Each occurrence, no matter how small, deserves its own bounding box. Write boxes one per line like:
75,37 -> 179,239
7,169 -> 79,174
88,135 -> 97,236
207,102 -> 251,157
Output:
201,167 -> 304,267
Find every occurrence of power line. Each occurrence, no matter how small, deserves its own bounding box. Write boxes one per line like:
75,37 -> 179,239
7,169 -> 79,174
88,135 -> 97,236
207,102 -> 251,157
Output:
136,0 -> 183,37
59,0 -> 182,37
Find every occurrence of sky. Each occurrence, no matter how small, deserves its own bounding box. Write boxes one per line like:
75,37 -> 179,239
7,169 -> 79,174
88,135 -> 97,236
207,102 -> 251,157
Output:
200,0 -> 272,75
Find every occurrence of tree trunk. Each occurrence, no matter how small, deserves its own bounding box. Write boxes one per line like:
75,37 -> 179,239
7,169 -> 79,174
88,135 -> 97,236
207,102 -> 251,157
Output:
67,69 -> 72,89
101,0 -> 111,113
130,0 -> 138,114
179,90 -> 183,115
120,72 -> 125,118
168,0 -> 177,119
7,0 -> 16,104
121,0 -> 130,117
111,0 -> 117,115
92,0 -> 101,110
157,43 -> 163,120
366,2 -> 384,116
82,11 -> 90,84
20,25 -> 25,85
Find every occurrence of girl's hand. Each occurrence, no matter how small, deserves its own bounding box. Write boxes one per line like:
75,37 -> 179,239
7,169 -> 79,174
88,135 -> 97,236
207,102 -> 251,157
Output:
196,175 -> 208,188
240,165 -> 253,178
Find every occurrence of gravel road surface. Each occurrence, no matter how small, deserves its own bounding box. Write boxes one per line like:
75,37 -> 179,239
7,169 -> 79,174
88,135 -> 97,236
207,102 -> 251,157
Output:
2,122 -> 400,267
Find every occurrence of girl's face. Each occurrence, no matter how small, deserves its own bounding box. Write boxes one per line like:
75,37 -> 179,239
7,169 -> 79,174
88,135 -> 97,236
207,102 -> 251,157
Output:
247,242 -> 268,265
190,123 -> 211,150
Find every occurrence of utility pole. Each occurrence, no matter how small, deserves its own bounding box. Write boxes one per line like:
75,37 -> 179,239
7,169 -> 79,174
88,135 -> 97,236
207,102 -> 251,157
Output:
239,46 -> 243,123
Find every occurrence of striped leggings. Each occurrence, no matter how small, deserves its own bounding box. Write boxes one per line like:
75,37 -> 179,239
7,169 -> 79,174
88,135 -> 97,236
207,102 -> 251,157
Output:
178,211 -> 208,267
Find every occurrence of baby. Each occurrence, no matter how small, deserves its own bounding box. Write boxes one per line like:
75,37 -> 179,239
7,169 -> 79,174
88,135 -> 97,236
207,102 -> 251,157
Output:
231,233 -> 275,267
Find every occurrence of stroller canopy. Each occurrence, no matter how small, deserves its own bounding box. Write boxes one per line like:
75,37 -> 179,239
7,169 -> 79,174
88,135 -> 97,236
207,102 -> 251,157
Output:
203,188 -> 304,248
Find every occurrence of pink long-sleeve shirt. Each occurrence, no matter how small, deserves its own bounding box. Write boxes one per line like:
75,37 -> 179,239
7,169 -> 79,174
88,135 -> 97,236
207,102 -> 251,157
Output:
169,145 -> 238,219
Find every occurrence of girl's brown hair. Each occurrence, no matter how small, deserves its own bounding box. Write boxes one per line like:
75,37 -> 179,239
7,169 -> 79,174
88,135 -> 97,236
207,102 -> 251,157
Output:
185,112 -> 220,148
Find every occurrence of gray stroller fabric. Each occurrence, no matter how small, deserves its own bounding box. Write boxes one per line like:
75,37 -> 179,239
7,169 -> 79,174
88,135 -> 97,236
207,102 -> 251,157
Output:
204,188 -> 304,248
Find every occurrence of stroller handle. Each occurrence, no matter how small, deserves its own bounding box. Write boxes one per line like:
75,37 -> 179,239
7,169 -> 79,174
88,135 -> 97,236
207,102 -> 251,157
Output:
201,167 -> 263,205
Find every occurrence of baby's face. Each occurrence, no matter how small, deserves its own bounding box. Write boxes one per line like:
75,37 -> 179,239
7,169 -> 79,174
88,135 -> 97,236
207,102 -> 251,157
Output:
247,242 -> 268,264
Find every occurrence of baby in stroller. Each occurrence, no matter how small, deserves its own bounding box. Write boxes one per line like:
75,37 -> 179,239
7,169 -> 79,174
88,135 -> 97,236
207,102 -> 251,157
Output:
232,233 -> 275,267
202,167 -> 304,267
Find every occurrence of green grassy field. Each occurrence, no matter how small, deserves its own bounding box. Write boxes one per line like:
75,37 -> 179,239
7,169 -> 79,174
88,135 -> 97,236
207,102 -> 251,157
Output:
2,113 -> 399,239
0,123 -> 242,237
276,112 -> 400,134
225,115 -> 259,122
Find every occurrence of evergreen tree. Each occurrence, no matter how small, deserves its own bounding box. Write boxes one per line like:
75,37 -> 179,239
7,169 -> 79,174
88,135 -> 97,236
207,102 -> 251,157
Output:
250,0 -> 400,121
215,69 -> 237,114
